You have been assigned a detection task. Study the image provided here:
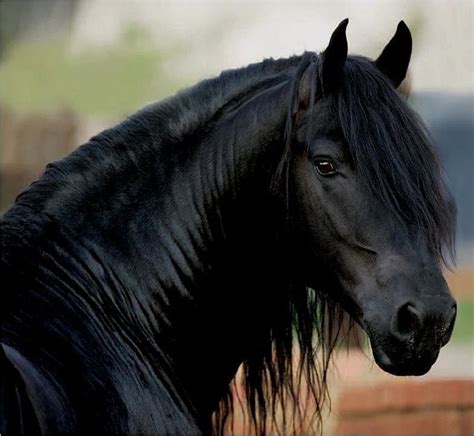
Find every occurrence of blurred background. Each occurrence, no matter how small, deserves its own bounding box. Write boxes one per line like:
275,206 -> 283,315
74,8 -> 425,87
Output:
1,1 -> 472,434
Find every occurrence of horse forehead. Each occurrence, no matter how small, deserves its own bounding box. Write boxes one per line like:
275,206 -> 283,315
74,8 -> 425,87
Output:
299,101 -> 340,141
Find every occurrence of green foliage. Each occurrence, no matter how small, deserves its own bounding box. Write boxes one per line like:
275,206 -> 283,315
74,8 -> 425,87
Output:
0,27 -> 183,117
452,298 -> 474,343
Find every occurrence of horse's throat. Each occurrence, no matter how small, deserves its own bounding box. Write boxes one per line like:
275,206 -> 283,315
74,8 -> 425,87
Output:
160,220 -> 284,419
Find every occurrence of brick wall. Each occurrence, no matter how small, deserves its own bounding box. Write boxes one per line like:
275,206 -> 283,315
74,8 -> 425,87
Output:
336,379 -> 474,436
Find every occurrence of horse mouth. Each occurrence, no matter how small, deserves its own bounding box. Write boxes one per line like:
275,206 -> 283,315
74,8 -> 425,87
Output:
371,345 -> 440,376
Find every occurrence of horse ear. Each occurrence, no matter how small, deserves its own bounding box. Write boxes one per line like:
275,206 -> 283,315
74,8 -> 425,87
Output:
321,18 -> 349,93
375,21 -> 412,88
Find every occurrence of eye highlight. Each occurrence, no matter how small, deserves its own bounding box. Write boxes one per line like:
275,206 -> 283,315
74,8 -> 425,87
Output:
313,159 -> 337,176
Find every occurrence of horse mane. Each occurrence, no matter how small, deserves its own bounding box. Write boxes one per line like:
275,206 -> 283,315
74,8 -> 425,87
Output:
338,56 -> 456,265
2,55 -> 301,256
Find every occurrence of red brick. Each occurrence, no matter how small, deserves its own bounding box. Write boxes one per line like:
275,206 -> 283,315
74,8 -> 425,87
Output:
337,409 -> 463,436
338,379 -> 474,415
460,409 -> 474,435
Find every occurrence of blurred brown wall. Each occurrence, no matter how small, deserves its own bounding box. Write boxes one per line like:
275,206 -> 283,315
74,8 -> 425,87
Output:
0,106 -> 78,209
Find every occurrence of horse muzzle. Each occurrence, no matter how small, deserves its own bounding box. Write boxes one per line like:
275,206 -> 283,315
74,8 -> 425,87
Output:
365,297 -> 457,376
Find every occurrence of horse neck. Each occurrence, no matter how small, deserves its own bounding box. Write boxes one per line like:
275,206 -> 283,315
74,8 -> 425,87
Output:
2,71 -> 294,431
147,79 -> 293,420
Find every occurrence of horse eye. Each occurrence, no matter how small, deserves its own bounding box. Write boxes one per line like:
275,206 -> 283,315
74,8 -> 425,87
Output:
313,159 -> 337,176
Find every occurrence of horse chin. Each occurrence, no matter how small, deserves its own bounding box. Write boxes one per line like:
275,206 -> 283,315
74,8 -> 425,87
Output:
371,344 -> 440,376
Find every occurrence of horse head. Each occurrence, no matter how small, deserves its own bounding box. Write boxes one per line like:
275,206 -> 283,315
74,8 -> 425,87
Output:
287,20 -> 456,376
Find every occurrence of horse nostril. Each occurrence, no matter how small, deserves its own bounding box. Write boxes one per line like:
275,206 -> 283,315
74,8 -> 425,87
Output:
392,303 -> 424,341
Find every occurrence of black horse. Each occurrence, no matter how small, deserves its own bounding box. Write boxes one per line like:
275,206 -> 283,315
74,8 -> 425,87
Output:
1,20 -> 457,435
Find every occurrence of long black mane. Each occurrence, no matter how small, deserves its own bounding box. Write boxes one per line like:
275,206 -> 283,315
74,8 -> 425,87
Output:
1,50 -> 455,435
